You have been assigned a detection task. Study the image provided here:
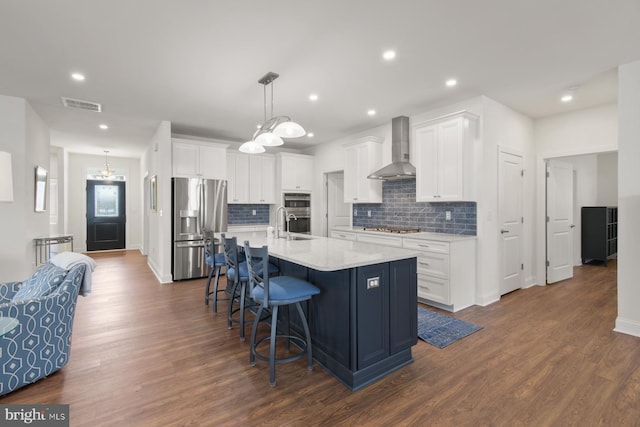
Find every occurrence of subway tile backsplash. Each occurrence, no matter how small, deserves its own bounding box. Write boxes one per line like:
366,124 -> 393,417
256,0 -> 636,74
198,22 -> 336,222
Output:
352,179 -> 476,235
228,204 -> 270,225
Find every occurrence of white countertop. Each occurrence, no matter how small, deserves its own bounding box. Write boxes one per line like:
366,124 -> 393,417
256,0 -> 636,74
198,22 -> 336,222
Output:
332,226 -> 477,242
219,231 -> 419,272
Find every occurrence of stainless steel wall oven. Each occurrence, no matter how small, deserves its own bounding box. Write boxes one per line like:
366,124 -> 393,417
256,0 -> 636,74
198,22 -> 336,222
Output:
283,193 -> 311,234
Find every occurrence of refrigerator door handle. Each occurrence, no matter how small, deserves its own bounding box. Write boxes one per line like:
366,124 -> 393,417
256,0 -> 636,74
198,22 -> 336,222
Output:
176,241 -> 205,248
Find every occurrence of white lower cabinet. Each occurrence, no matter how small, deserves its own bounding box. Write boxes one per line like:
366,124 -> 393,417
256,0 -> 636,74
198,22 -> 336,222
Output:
356,233 -> 402,247
332,229 -> 477,312
330,230 -> 357,241
403,237 -> 476,312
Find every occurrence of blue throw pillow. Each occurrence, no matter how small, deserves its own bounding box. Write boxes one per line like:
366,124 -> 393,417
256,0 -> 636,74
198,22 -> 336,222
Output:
12,263 -> 69,303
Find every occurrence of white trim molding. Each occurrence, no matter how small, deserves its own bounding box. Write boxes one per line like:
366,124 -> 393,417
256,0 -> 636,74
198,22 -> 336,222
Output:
614,316 -> 640,338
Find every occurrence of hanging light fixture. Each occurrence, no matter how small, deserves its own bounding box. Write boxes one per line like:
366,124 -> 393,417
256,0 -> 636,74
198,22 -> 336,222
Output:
101,150 -> 113,177
239,72 -> 306,153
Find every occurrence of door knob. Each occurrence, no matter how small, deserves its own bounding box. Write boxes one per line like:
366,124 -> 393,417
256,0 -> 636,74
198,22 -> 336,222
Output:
501,229 -> 509,234
570,224 -> 576,228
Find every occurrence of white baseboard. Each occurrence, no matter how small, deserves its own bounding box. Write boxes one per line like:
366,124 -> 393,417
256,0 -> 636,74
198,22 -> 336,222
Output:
147,258 -> 173,283
476,292 -> 500,307
614,317 -> 640,338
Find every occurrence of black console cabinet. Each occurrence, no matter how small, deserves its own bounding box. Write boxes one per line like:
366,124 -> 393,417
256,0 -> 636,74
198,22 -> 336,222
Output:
581,206 -> 617,266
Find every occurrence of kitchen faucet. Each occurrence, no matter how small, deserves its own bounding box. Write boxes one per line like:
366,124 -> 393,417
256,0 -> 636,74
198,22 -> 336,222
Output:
275,206 -> 288,239
275,206 -> 298,239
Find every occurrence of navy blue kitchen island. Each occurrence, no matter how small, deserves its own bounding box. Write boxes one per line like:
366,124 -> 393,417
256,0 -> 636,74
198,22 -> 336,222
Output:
227,232 -> 418,391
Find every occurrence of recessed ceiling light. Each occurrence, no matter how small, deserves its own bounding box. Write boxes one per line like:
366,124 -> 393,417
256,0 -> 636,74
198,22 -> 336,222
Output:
445,79 -> 457,87
367,109 -> 376,116
307,132 -> 314,138
71,73 -> 85,81
99,124 -> 109,130
561,94 -> 573,103
309,94 -> 318,101
382,50 -> 396,61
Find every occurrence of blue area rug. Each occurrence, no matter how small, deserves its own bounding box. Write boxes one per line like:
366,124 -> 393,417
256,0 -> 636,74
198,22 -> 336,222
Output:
417,306 -> 482,348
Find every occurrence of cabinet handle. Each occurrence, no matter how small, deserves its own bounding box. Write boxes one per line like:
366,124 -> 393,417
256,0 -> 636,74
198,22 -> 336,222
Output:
418,244 -> 430,248
338,234 -> 346,238
419,262 -> 430,267
353,197 -> 358,201
501,229 -> 509,234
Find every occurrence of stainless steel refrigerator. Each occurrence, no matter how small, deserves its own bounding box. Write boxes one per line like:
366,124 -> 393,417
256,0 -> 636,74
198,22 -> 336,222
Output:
172,178 -> 227,281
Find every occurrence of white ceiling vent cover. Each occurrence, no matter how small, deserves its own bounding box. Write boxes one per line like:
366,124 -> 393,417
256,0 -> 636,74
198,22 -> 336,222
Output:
61,97 -> 102,112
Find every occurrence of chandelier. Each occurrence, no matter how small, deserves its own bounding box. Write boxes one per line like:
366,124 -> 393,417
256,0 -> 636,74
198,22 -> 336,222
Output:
101,150 -> 113,177
239,72 -> 306,154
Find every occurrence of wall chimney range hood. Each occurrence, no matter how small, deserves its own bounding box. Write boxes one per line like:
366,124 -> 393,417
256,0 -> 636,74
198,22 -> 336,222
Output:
367,116 -> 416,180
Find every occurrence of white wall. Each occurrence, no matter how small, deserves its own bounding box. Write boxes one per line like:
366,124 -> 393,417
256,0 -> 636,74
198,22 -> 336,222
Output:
480,97 -> 535,304
616,61 -> 640,337
142,121 -> 172,283
0,95 -> 50,281
598,152 -> 618,206
534,104 -> 618,286
66,153 -> 142,252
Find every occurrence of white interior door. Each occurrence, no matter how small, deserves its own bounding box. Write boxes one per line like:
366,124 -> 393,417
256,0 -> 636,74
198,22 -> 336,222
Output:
498,149 -> 524,295
546,160 -> 575,283
326,172 -> 349,233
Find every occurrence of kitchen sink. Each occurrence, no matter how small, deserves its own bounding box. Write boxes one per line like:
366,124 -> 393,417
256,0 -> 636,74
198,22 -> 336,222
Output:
281,235 -> 313,241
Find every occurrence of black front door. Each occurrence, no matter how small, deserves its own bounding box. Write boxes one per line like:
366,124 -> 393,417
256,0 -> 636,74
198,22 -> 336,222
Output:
86,180 -> 126,251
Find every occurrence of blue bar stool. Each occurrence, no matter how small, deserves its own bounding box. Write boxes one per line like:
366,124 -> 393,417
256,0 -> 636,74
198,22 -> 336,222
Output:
204,238 -> 227,313
222,234 -> 279,341
243,241 -> 320,387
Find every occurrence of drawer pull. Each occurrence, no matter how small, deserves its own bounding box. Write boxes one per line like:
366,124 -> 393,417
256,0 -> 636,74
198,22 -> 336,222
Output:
419,262 -> 430,267
418,244 -> 431,248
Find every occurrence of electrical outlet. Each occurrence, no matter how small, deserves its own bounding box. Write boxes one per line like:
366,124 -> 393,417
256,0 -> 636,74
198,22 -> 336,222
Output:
367,277 -> 380,289
367,210 -> 371,217
252,209 -> 256,216
446,211 -> 451,221
354,209 -> 358,216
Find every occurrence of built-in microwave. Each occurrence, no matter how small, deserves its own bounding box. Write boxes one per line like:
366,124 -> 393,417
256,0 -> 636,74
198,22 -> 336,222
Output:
283,193 -> 311,234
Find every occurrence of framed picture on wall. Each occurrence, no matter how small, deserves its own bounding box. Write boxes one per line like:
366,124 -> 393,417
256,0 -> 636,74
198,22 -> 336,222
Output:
150,175 -> 157,212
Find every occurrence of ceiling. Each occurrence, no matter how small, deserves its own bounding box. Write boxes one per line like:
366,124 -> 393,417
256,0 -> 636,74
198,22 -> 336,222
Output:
1,0 -> 638,158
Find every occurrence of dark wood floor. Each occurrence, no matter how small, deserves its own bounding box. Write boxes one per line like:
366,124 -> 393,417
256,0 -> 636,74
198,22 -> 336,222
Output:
1,252 -> 638,426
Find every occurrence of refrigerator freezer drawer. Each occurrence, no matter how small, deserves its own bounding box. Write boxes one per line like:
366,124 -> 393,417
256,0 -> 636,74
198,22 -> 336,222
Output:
173,241 -> 209,280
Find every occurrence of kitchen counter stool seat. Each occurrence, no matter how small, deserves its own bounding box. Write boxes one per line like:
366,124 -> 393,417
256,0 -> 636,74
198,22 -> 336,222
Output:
222,235 -> 279,341
204,240 -> 227,313
244,241 -> 320,387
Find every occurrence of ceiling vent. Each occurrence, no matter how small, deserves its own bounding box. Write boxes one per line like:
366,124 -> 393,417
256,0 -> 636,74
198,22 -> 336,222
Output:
61,96 -> 102,112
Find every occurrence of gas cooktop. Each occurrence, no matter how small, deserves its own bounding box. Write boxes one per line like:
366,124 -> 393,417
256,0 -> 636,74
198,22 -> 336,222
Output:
362,226 -> 421,234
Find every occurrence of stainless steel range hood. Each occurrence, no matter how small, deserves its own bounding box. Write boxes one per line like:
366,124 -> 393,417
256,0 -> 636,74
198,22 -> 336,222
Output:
367,116 -> 416,180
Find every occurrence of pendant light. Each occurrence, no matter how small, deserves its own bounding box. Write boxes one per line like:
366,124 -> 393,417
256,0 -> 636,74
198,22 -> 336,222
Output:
101,150 -> 113,177
239,72 -> 306,153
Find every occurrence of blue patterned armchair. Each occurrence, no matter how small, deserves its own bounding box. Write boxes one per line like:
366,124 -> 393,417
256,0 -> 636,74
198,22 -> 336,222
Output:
0,262 -> 86,396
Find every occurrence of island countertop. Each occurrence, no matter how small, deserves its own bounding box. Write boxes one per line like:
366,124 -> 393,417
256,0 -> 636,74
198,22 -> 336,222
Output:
217,231 -> 419,272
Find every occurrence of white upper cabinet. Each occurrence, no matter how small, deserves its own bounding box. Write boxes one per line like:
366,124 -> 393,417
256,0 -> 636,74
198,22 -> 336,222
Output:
277,153 -> 314,192
343,136 -> 383,203
227,152 -> 250,204
249,154 -> 276,204
227,153 -> 275,204
412,112 -> 478,202
172,138 -> 228,180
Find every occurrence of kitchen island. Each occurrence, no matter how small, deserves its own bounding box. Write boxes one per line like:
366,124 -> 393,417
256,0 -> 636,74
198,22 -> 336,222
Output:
222,231 -> 419,391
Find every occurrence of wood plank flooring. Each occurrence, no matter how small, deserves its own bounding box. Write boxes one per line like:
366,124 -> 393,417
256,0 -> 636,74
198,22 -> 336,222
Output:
1,251 -> 639,426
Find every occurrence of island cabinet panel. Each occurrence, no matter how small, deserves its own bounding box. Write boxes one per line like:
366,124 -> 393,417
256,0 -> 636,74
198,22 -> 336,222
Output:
307,268 -> 352,367
273,257 -> 416,391
356,263 -> 390,369
389,258 -> 418,354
